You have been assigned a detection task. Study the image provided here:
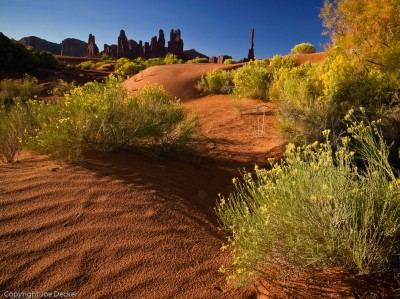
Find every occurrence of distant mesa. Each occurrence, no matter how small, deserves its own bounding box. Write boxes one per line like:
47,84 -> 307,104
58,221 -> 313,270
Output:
18,36 -> 61,55
61,38 -> 87,57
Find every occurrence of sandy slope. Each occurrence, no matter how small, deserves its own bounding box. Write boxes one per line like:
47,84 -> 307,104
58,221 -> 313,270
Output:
1,63 -> 392,298
123,63 -> 241,101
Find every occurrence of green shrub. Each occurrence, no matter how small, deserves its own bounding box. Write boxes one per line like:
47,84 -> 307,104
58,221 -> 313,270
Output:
0,33 -> 37,72
224,58 -> 236,64
164,53 -> 183,65
77,60 -> 98,70
144,58 -> 165,68
0,99 -> 34,163
233,60 -> 273,100
28,75 -> 197,161
291,42 -> 316,54
186,58 -> 209,64
269,55 -> 299,69
0,75 -> 40,105
116,62 -> 145,76
217,117 -> 400,285
51,79 -> 77,96
271,54 -> 391,143
196,69 -> 234,95
34,51 -> 60,69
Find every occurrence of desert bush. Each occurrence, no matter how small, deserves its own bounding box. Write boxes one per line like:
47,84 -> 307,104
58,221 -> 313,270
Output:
291,42 -> 316,54
164,53 -> 183,65
50,79 -> 77,96
270,54 -> 391,143
28,75 -> 197,161
0,33 -> 37,72
233,60 -> 273,100
0,99 -> 33,163
77,60 -> 98,70
217,116 -> 400,285
116,62 -> 145,76
196,69 -> 234,95
34,51 -> 60,69
186,58 -> 209,64
144,58 -> 165,68
269,55 -> 299,69
0,75 -> 40,105
224,58 -> 236,64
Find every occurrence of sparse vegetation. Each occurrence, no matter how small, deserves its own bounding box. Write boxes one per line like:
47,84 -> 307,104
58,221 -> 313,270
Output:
291,42 -> 316,54
217,116 -> 400,285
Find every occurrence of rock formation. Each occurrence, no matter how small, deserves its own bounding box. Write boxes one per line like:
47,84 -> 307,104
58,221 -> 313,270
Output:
18,36 -> 61,54
87,34 -> 99,57
167,29 -> 184,59
209,56 -> 217,63
117,30 -> 130,59
104,44 -> 117,57
247,28 -> 255,61
217,55 -> 232,64
61,38 -> 87,57
128,40 -> 141,59
157,30 -> 166,57
150,36 -> 158,58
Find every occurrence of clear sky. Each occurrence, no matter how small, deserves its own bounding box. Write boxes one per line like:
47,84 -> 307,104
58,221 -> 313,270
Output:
0,0 -> 330,60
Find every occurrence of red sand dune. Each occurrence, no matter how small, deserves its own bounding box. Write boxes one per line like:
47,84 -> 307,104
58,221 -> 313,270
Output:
1,63 -> 393,298
295,52 -> 327,64
124,63 -> 241,101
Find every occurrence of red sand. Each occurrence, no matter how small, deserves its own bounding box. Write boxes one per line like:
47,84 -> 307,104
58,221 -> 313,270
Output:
1,63 -> 396,298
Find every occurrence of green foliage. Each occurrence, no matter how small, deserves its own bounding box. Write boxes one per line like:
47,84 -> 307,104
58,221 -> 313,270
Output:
320,0 -> 400,73
76,60 -> 98,70
196,69 -> 234,95
233,60 -> 273,100
217,117 -> 400,284
0,75 -> 40,105
28,75 -> 197,161
271,54 -> 393,142
164,53 -> 183,65
291,42 -> 316,54
0,99 -> 34,163
34,51 -> 60,69
144,58 -> 165,68
0,33 -> 59,72
269,55 -> 299,69
186,58 -> 209,64
50,79 -> 77,96
116,62 -> 145,76
224,58 -> 236,64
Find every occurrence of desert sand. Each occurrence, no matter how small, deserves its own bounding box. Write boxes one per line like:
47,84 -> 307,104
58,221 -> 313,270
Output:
1,62 -> 393,298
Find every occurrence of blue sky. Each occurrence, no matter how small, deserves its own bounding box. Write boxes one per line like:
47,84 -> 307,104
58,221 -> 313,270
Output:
0,0 -> 330,60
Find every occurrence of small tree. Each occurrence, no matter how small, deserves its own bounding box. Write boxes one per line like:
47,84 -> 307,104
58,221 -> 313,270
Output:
291,43 -> 316,54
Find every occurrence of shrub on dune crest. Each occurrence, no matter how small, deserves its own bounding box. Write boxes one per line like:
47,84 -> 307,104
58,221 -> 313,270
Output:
291,42 -> 316,54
